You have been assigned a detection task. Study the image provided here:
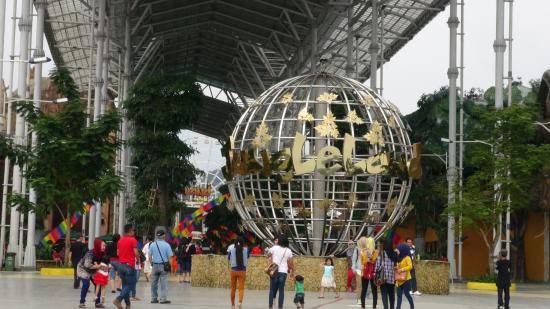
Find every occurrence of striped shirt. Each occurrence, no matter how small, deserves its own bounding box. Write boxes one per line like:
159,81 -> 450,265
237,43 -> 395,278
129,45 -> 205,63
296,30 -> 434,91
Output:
375,251 -> 395,284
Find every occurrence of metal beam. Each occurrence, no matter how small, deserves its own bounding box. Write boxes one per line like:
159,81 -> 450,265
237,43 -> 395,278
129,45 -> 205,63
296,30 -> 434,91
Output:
239,43 -> 266,92
235,58 -> 257,98
131,4 -> 151,35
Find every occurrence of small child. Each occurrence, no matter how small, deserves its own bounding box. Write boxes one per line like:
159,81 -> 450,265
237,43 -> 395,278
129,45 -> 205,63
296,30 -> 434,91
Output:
93,257 -> 110,308
319,257 -> 340,298
496,250 -> 511,309
294,275 -> 305,309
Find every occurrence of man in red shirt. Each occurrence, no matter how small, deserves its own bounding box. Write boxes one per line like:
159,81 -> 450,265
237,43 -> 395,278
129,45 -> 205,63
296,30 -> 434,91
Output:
113,224 -> 139,309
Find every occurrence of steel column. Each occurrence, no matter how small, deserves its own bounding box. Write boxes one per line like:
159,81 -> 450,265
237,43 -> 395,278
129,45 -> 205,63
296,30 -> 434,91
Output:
9,0 -> 33,266
457,0 -> 465,280
447,0 -> 459,279
0,0 -> 19,268
23,0 -> 47,269
369,0 -> 379,91
310,23 -> 317,73
89,0 -> 107,250
0,0 -> 5,84
345,4 -> 354,77
118,3 -> 132,235
504,0 -> 513,261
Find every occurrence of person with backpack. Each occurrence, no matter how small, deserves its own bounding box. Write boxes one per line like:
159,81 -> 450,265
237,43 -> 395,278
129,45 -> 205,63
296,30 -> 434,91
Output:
266,235 -> 294,309
227,237 -> 249,309
375,240 -> 396,309
77,239 -> 105,308
359,237 -> 378,309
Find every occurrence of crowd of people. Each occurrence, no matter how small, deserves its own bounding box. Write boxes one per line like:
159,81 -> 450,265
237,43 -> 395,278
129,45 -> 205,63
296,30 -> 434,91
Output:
70,229 -> 512,309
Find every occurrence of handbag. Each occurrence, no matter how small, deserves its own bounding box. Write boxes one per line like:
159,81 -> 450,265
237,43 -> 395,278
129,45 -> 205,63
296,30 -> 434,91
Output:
265,248 -> 287,278
155,241 -> 171,272
394,268 -> 407,281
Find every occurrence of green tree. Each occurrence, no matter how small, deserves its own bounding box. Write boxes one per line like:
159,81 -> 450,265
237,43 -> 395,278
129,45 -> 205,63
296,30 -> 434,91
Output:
447,101 -> 550,275
124,74 -> 203,231
7,67 -> 121,263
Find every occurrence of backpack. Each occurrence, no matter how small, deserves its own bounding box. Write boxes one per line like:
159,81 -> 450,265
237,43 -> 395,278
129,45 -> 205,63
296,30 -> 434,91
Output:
363,261 -> 376,280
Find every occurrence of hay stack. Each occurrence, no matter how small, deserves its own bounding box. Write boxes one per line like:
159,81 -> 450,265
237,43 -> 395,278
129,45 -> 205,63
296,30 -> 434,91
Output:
192,255 -> 348,292
414,260 -> 450,295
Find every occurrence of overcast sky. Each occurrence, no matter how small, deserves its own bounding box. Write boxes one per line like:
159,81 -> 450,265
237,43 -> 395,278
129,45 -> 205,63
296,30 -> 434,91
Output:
2,1 -> 549,168
382,0 -> 550,115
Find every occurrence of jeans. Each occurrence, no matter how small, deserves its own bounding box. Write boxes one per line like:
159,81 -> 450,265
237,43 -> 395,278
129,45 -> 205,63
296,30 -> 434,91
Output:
396,280 -> 414,309
151,264 -> 169,301
497,285 -> 510,308
380,283 -> 395,309
113,262 -> 136,306
410,268 -> 417,292
79,277 -> 90,304
230,271 -> 247,305
131,269 -> 141,297
73,264 -> 80,288
268,272 -> 287,309
361,278 -> 377,308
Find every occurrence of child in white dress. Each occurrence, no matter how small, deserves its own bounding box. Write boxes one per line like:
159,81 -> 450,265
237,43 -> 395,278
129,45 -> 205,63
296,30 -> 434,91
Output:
319,257 -> 340,298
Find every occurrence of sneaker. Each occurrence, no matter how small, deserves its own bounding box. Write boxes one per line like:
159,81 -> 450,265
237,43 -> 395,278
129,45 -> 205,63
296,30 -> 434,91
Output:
112,298 -> 123,309
79,304 -> 86,308
159,300 -> 171,304
151,299 -> 159,304
414,291 -> 422,296
131,297 -> 141,301
95,304 -> 105,308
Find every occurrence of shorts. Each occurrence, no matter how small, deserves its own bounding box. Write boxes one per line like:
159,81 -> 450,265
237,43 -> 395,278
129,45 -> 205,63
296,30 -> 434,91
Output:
109,267 -> 117,279
294,293 -> 305,305
182,260 -> 192,272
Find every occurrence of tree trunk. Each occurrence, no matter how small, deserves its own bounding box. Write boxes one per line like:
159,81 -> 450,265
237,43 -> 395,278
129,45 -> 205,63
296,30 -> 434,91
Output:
544,210 -> 549,282
158,183 -> 170,228
64,210 -> 71,266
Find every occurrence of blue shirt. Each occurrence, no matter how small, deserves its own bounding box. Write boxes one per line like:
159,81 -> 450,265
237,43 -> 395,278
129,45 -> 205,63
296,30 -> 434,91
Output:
149,240 -> 173,264
227,244 -> 249,271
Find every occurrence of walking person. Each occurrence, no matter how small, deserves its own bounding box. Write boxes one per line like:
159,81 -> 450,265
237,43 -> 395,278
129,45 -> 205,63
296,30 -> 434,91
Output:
266,235 -> 294,309
142,236 -> 153,282
405,238 -> 421,296
496,250 -> 511,309
359,237 -> 378,309
376,240 -> 396,309
318,257 -> 340,298
76,239 -> 105,308
112,224 -> 140,309
149,230 -> 173,304
352,237 -> 367,305
107,234 -> 121,293
395,244 -> 414,309
70,233 -> 87,289
227,237 -> 249,309
182,237 -> 196,283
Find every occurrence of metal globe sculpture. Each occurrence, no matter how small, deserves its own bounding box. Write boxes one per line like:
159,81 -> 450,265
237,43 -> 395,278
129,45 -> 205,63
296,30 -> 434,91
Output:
224,73 -> 416,256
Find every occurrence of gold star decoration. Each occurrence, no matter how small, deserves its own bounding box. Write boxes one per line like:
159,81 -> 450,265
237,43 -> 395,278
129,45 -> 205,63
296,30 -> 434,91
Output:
317,92 -> 338,104
388,115 -> 397,128
386,197 -> 398,215
298,107 -> 314,122
272,193 -> 285,209
363,121 -> 385,146
345,194 -> 357,209
361,96 -> 376,107
281,92 -> 293,105
345,110 -> 364,125
243,194 -> 256,208
314,111 -> 340,138
297,208 -> 311,219
317,198 -> 332,210
251,122 -> 272,149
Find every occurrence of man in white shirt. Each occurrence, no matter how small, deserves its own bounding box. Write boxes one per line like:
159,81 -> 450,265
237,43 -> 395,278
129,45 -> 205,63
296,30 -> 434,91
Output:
266,236 -> 294,309
406,237 -> 421,296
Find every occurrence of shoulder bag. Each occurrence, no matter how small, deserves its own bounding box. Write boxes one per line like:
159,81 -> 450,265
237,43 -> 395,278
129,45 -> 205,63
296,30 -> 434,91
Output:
395,257 -> 408,281
265,248 -> 287,278
155,241 -> 171,272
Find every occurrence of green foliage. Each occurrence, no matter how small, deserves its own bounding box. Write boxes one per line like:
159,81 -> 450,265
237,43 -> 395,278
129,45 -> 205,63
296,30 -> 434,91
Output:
8,67 -> 122,218
125,74 -> 203,229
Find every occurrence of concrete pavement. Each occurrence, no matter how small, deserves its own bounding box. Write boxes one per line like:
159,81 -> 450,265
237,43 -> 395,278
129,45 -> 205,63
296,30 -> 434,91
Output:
0,272 -> 549,308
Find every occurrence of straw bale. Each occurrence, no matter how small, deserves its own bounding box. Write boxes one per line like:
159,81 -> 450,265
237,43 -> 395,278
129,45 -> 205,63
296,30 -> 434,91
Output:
414,260 -> 450,295
192,255 -> 348,292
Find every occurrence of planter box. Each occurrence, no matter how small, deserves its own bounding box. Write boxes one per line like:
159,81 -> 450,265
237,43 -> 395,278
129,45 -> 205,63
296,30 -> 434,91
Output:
415,260 -> 450,295
466,282 -> 517,291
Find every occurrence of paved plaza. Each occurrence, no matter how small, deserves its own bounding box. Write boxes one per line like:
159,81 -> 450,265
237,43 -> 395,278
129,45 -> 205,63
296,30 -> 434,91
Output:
0,272 -> 549,308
